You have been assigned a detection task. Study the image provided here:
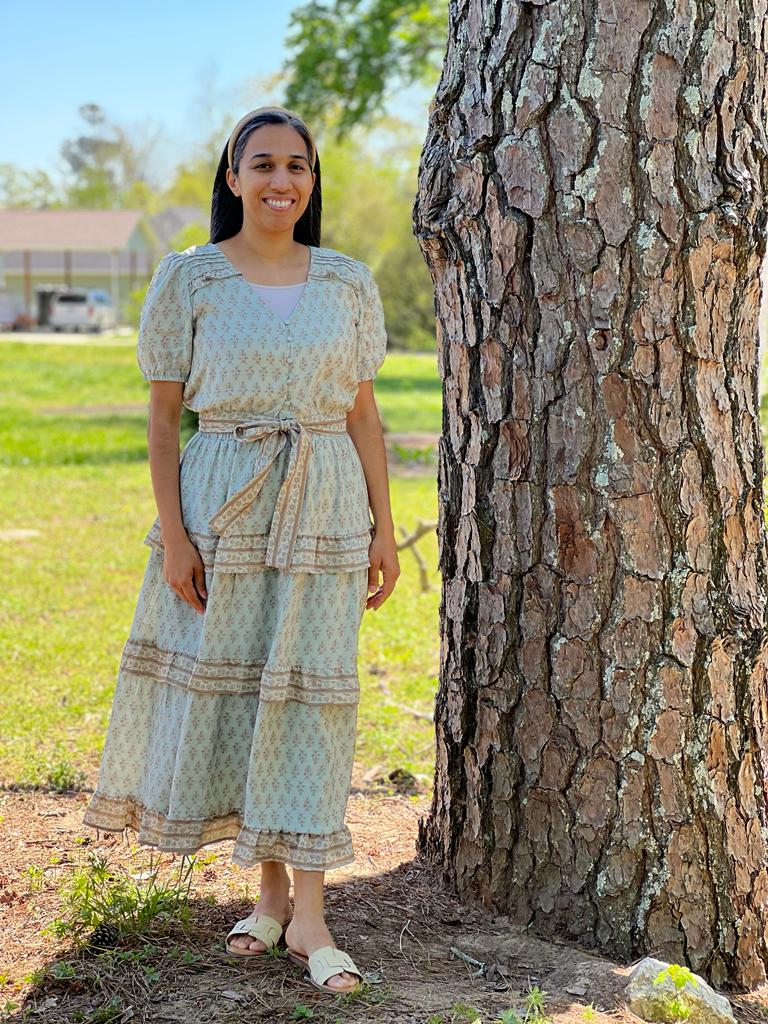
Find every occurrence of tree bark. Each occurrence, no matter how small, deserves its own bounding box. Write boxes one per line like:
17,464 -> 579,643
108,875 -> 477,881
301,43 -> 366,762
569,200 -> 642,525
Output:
414,0 -> 768,990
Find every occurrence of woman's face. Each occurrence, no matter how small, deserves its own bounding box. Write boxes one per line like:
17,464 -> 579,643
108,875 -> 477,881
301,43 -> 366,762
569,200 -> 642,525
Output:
227,123 -> 316,232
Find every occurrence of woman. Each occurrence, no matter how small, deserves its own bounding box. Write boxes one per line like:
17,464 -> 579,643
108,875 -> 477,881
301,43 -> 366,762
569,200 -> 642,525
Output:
82,105 -> 400,994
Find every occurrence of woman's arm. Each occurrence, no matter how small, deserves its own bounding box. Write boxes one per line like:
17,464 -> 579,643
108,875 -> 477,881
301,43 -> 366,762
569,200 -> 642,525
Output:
346,380 -> 392,534
146,381 -> 207,614
346,380 -> 400,608
147,381 -> 187,546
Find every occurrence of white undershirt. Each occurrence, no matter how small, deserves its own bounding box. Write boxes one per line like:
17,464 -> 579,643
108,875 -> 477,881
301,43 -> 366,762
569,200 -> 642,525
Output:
249,282 -> 306,321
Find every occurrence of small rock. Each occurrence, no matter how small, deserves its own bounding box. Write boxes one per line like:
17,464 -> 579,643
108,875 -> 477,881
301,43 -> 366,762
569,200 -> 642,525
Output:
625,957 -> 735,1024
362,764 -> 386,783
486,963 -> 508,984
566,983 -> 589,996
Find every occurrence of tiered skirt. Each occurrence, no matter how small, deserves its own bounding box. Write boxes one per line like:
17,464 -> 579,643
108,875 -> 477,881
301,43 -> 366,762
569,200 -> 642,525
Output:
82,427 -> 373,870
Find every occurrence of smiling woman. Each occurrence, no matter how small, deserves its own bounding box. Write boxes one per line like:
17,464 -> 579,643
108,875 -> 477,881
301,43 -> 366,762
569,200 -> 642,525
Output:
81,104 -> 401,996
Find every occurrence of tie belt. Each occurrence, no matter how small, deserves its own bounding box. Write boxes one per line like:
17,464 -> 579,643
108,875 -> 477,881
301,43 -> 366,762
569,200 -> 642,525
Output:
199,413 -> 348,570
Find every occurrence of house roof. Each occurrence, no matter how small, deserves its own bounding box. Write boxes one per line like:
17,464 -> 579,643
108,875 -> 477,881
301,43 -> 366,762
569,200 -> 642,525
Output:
0,209 -> 147,252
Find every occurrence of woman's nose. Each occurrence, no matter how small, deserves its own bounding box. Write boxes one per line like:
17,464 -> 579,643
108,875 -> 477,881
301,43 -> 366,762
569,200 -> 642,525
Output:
271,167 -> 292,188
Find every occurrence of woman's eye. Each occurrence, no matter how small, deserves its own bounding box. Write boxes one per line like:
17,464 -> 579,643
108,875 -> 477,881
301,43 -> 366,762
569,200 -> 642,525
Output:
253,163 -> 304,170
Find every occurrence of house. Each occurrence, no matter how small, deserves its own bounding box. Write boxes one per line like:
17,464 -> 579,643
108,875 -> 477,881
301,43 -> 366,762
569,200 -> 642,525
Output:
0,206 -> 206,325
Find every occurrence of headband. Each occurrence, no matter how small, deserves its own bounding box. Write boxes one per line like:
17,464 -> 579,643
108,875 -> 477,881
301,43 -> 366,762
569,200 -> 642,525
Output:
227,105 -> 317,172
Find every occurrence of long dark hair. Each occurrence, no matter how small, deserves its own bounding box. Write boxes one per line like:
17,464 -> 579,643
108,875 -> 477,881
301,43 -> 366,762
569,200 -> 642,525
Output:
209,110 -> 322,246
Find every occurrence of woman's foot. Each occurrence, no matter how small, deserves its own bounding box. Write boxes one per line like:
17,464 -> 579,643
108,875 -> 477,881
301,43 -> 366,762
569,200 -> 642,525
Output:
284,917 -> 360,991
227,896 -> 293,953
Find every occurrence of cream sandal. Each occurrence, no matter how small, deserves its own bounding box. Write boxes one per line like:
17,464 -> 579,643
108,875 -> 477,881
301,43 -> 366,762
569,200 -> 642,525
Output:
286,944 -> 363,993
224,912 -> 288,958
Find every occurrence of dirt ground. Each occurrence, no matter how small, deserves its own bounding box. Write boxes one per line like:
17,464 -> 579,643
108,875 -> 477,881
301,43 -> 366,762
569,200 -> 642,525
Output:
5,765 -> 768,1024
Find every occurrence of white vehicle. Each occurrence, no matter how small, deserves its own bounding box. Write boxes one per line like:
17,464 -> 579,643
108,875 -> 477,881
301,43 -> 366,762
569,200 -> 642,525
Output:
49,288 -> 117,333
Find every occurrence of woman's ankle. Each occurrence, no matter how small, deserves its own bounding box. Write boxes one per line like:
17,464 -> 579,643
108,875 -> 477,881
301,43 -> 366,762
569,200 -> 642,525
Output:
258,877 -> 291,898
259,862 -> 290,890
257,885 -> 291,910
288,909 -> 328,928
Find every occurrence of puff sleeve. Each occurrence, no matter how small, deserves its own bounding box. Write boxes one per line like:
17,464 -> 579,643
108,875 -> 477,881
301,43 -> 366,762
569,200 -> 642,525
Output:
355,261 -> 388,383
136,251 -> 194,382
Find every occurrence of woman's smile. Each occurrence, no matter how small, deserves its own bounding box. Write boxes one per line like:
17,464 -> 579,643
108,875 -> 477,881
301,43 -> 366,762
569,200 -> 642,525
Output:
263,197 -> 296,210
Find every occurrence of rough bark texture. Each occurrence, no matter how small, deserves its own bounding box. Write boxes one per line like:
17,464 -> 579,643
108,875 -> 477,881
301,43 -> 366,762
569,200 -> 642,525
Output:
413,0 -> 768,990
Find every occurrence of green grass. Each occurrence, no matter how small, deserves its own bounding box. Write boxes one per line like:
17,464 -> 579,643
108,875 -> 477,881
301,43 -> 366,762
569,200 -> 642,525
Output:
371,351 -> 441,434
0,338 -> 441,787
0,341 -> 440,466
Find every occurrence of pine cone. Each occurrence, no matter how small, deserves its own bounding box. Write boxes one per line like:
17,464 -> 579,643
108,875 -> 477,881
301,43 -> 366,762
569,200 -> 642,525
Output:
86,921 -> 121,949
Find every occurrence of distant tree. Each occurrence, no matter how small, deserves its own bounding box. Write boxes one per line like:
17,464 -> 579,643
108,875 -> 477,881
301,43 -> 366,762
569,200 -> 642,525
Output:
376,238 -> 436,351
0,164 -> 65,208
60,104 -> 161,209
162,161 -> 218,211
160,122 -> 228,212
169,222 -> 210,253
283,0 -> 446,135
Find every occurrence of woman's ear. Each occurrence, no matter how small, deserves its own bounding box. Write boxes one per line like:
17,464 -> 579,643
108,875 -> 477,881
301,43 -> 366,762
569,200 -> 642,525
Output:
226,168 -> 240,197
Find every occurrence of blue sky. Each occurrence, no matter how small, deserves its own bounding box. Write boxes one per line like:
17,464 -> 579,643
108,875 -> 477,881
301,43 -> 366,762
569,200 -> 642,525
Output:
2,0 -> 433,186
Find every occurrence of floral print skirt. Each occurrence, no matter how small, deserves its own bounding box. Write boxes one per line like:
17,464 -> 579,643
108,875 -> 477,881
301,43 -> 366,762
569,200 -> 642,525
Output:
82,545 -> 370,871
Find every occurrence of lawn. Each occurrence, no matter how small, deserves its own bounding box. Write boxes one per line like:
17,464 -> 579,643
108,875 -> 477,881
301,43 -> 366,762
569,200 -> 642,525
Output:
0,339 -> 442,790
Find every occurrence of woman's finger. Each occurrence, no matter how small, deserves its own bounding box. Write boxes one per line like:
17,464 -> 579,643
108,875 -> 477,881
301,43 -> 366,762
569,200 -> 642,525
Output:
176,579 -> 204,614
368,562 -> 400,608
193,564 -> 208,600
368,569 -> 399,606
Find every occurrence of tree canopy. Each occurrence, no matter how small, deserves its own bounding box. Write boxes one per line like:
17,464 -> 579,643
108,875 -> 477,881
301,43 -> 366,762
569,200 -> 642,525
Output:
282,0 -> 446,136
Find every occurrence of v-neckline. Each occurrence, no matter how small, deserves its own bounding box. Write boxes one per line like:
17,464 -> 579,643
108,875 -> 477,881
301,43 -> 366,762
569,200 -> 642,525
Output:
209,241 -> 316,327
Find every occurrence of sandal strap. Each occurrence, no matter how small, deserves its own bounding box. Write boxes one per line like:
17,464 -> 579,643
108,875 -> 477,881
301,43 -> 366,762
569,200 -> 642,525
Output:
307,945 -> 362,987
226,913 -> 283,947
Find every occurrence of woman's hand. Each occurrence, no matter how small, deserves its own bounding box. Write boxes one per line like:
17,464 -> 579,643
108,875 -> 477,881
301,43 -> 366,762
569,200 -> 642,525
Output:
163,535 -> 208,614
366,528 -> 400,610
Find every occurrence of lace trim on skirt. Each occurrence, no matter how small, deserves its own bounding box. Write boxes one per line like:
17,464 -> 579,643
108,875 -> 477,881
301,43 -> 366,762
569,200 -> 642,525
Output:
82,792 -> 354,871
143,520 -> 373,574
121,638 -> 359,705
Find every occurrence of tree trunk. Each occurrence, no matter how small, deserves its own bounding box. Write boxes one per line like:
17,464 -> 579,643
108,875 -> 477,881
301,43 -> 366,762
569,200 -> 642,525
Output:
414,0 -> 768,990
